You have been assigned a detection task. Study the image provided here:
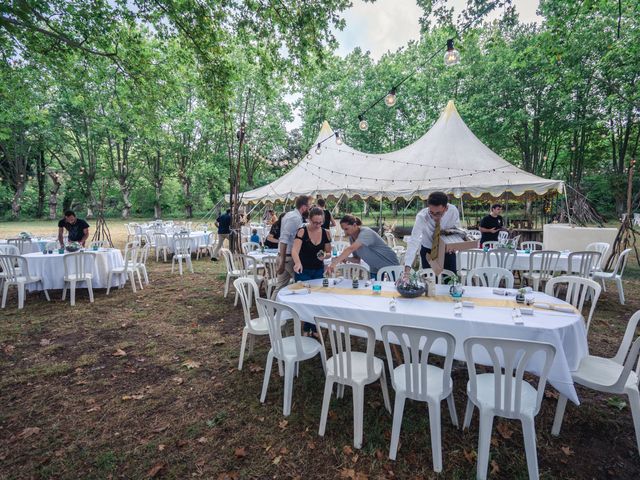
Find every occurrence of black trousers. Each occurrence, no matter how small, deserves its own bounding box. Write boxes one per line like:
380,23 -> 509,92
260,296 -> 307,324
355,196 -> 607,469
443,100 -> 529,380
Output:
420,245 -> 457,273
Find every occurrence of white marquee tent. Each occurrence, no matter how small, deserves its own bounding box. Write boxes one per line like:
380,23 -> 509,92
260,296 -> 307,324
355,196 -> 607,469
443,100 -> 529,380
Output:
239,100 -> 564,204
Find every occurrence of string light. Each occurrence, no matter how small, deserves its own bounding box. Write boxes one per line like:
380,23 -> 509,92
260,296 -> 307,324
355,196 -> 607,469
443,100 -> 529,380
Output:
315,143 -> 322,155
384,88 -> 397,107
335,132 -> 343,145
444,39 -> 460,66
358,115 -> 368,131
306,153 -> 312,160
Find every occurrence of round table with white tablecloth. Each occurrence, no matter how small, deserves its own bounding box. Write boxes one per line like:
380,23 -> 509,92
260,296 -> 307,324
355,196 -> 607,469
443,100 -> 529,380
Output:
278,279 -> 588,405
167,231 -> 211,253
22,249 -> 125,291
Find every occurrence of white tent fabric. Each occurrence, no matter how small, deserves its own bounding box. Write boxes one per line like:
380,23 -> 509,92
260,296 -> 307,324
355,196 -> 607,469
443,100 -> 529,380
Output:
240,100 -> 564,204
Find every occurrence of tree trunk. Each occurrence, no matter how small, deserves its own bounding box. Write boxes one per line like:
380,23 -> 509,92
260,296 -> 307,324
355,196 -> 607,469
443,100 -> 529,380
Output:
121,187 -> 132,219
154,182 -> 162,219
48,171 -> 62,220
11,182 -> 25,218
181,178 -> 193,218
36,150 -> 46,218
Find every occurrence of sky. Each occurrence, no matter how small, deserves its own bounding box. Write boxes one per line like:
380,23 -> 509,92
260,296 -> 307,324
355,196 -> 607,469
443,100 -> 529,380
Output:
286,0 -> 542,129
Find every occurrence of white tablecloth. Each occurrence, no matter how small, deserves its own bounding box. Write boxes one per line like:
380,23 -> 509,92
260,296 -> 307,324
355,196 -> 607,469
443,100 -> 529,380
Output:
23,249 -> 125,291
277,280 -> 588,404
460,249 -> 572,271
167,231 -> 210,253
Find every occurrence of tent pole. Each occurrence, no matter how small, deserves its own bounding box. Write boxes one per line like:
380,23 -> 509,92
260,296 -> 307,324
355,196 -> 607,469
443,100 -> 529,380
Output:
563,184 -> 572,225
379,193 -> 383,233
459,191 -> 465,227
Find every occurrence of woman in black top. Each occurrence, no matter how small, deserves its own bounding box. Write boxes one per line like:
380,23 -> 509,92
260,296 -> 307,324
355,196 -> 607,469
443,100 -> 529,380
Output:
264,212 -> 285,249
292,207 -> 332,281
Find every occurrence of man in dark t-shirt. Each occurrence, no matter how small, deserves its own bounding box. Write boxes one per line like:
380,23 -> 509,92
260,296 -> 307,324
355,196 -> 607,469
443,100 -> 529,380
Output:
316,198 -> 335,230
479,204 -> 507,245
212,209 -> 232,260
58,210 -> 90,246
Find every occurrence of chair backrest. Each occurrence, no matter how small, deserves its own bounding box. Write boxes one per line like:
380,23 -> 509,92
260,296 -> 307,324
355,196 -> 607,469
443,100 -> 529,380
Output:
334,263 -> 370,280
510,235 -> 521,247
63,252 -> 96,280
0,244 -> 20,255
242,241 -> 261,254
236,254 -> 259,278
44,241 -> 57,252
417,268 -> 456,285
521,241 -> 543,251
610,248 -> 632,278
498,231 -> 509,243
608,310 -> 640,392
234,277 -> 261,330
333,241 -> 350,254
262,255 -> 279,281
257,298 -> 309,360
545,275 -> 601,331
0,255 -> 29,281
7,238 -> 31,254
153,232 -> 169,247
482,241 -> 499,249
486,248 -> 517,270
466,230 -> 481,241
220,248 -> 236,273
139,242 -> 151,264
381,325 -> 455,401
464,337 -> 556,418
384,232 -> 397,248
529,250 -> 561,279
174,236 -> 191,256
567,251 -> 601,278
459,249 -> 486,272
88,240 -> 107,249
122,245 -> 138,272
585,242 -> 610,270
377,265 -> 404,282
466,267 -> 514,288
315,316 -> 377,385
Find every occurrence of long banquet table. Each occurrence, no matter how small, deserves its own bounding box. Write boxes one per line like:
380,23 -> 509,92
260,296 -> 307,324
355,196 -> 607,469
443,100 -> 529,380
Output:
277,279 -> 588,404
23,249 -> 126,291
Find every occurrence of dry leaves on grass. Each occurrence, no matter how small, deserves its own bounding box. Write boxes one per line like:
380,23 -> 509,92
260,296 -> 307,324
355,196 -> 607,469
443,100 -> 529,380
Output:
217,473 -> 239,480
121,394 -> 144,401
112,348 -> 127,357
234,447 -> 247,458
39,338 -> 51,346
463,449 -> 477,464
339,468 -> 368,480
490,459 -> 500,475
278,420 -> 288,430
561,446 -> 574,456
146,461 -> 166,478
182,359 -> 201,369
17,427 -> 41,439
496,422 -> 513,439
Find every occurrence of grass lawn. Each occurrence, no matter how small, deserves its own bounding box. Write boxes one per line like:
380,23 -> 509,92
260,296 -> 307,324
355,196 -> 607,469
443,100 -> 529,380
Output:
1,220 -> 640,478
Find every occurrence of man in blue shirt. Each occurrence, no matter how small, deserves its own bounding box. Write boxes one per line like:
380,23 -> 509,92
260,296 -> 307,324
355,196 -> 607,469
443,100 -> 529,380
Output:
212,208 -> 232,261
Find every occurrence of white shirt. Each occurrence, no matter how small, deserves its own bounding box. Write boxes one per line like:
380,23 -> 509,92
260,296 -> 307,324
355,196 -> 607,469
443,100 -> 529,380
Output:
405,205 -> 460,267
279,209 -> 304,254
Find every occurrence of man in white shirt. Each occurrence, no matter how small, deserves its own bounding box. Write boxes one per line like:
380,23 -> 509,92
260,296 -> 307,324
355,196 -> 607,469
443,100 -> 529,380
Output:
275,195 -> 311,292
404,191 -> 460,276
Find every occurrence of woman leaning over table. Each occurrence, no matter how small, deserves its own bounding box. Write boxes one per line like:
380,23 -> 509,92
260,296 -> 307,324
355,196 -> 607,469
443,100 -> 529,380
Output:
291,206 -> 332,336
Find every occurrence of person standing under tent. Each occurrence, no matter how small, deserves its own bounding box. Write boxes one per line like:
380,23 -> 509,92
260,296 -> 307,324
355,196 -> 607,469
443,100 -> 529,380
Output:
326,215 -> 398,279
479,203 -> 508,246
317,198 -> 336,230
211,208 -> 231,261
404,191 -> 460,276
275,195 -> 311,292
264,212 -> 285,249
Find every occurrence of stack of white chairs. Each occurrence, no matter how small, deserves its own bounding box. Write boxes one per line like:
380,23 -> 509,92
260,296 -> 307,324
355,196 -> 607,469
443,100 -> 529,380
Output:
0,254 -> 50,309
62,251 -> 96,306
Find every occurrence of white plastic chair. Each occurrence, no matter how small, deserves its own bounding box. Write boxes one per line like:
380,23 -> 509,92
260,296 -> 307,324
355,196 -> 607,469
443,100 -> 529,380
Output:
196,233 -> 214,260
633,213 -> 640,227
465,267 -> 514,288
7,238 -> 32,254
334,263 -> 370,280
137,243 -> 150,285
315,316 -> 391,449
220,248 -> 244,301
377,265 -> 404,282
545,275 -> 601,331
0,244 -> 20,255
551,310 -> 640,455
521,241 -> 543,251
234,278 -> 270,370
258,298 -> 323,416
593,248 -> 631,304
62,252 -> 96,306
384,232 -> 397,248
521,250 -> 561,291
566,250 -> 601,278
457,248 -> 486,283
242,241 -> 261,254
498,230 -> 509,243
261,256 -> 279,299
153,232 -> 170,262
482,241 -> 499,249
585,241 -> 610,271
463,337 -> 556,480
0,255 -> 50,309
486,248 -> 517,270
381,325 -> 458,469
106,246 -> 138,294
172,236 -> 193,275
333,241 -> 350,254
417,268 -> 456,285
466,230 -> 481,241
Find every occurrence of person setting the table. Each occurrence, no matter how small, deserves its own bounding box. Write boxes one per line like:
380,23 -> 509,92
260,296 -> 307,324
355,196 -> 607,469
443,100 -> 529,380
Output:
275,195 -> 311,293
404,191 -> 460,278
326,214 -> 398,279
58,210 -> 89,247
479,203 -> 508,246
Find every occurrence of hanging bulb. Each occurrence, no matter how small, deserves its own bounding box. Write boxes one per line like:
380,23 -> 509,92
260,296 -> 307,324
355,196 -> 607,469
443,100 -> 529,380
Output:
335,132 -> 343,145
315,143 -> 322,155
358,115 -> 368,131
444,39 -> 460,66
384,88 -> 397,107
306,153 -> 312,160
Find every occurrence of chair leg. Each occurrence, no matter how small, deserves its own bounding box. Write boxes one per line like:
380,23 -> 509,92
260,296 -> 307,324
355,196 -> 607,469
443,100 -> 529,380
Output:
283,361 -> 296,416
616,278 -> 625,305
247,332 -> 255,356
107,273 -> 113,295
463,397 -> 474,429
88,279 -> 94,303
521,415 -> 539,480
551,394 -> 568,436
388,392 -> 406,460
224,274 -> 230,297
1,282 -> 8,308
476,411 -> 494,480
428,399 -> 443,473
171,258 -> 175,274
238,330 -> 248,370
260,350 -> 274,403
318,380 -> 334,437
188,258 -> 194,273
42,287 -> 50,301
129,272 -> 137,292
70,280 -> 76,306
447,392 -> 459,427
178,258 -> 183,276
62,283 -> 68,301
337,384 -> 345,399
380,369 -> 391,413
18,283 -> 25,309
352,386 -> 365,449
625,386 -> 640,455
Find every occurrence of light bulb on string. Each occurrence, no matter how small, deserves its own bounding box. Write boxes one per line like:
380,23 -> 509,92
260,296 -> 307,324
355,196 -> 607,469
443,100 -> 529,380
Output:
306,153 -> 312,160
444,39 -> 460,66
335,132 -> 343,145
315,143 -> 322,155
358,115 -> 368,131
384,88 -> 397,107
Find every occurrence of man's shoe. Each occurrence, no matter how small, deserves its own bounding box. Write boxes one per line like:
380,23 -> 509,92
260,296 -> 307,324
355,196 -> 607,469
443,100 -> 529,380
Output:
211,257 -> 218,262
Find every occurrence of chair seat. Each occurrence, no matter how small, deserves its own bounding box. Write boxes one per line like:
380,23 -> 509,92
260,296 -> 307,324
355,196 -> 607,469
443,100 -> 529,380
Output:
326,352 -> 384,383
173,254 -> 191,259
572,355 -> 639,390
276,336 -> 322,361
64,273 -> 93,281
392,364 -> 452,399
5,275 -> 41,284
247,316 -> 269,334
467,373 -> 538,415
592,271 -> 615,280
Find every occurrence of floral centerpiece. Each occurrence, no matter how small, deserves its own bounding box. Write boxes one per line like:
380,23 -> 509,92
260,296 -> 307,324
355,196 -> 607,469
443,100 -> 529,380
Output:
65,241 -> 82,252
516,287 -> 527,303
396,271 -> 425,298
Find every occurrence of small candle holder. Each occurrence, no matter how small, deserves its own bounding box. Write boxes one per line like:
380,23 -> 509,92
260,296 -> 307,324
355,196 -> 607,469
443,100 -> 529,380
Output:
352,278 -> 359,289
322,278 -> 329,288
372,283 -> 382,295
389,297 -> 397,312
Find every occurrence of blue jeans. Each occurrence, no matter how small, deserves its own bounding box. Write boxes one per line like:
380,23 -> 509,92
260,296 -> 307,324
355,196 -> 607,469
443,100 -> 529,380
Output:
295,268 -> 325,332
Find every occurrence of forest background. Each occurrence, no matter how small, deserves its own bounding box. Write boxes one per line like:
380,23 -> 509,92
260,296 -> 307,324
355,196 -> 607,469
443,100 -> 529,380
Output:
1,0 -> 638,221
